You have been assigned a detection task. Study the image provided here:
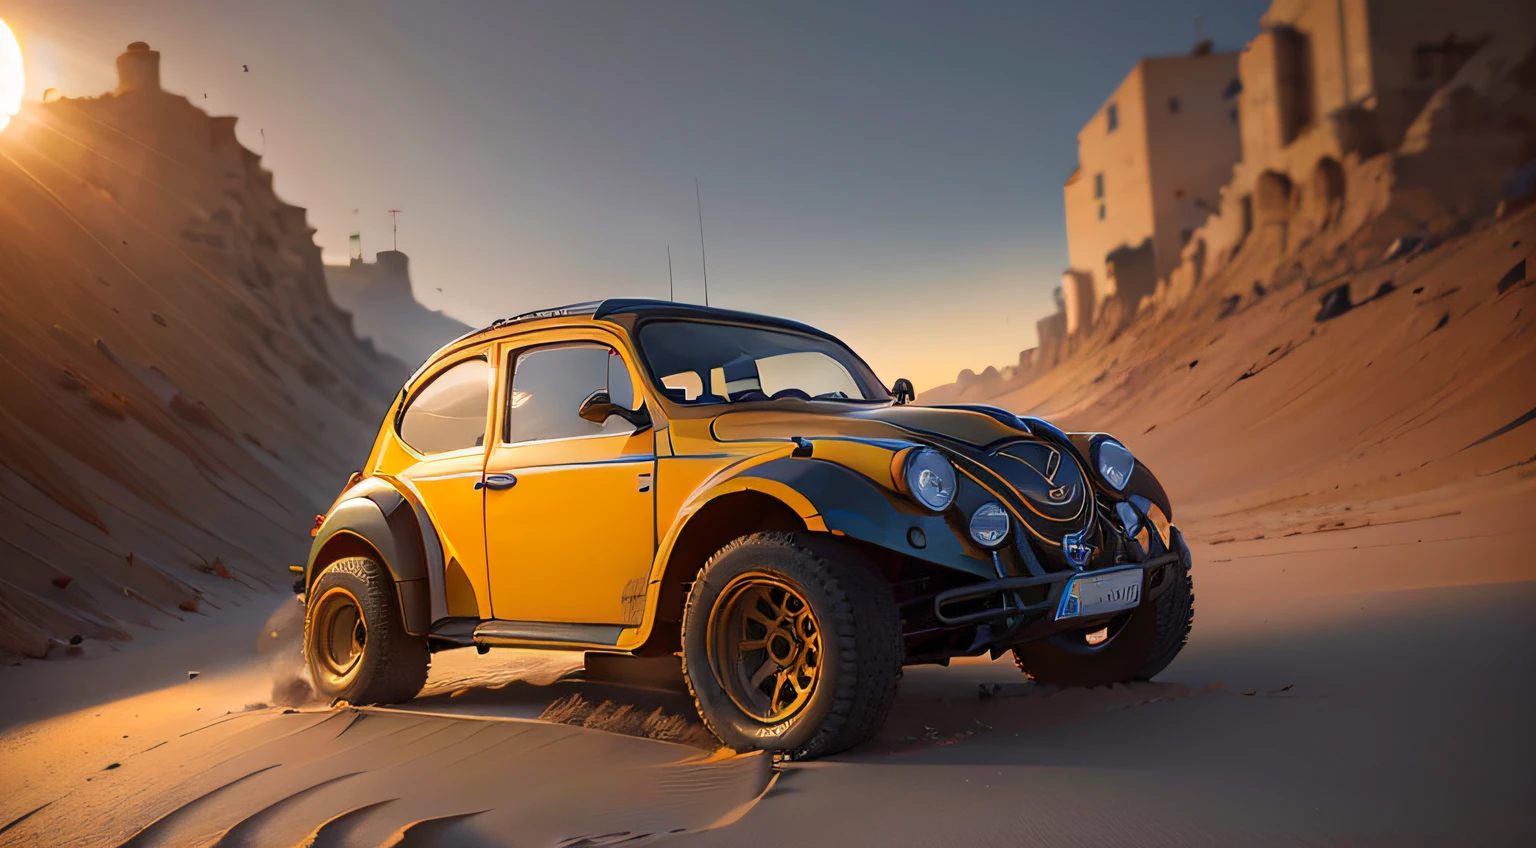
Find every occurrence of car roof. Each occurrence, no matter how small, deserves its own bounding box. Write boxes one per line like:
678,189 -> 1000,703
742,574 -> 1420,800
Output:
409,298 -> 869,395
457,298 -> 839,344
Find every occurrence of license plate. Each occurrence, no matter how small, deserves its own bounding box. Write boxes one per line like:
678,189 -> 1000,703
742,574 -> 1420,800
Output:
1056,568 -> 1142,620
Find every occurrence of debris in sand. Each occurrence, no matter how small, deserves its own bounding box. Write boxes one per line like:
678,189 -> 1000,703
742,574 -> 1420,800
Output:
1496,259 -> 1526,295
1252,281 -> 1266,298
539,693 -> 717,748
51,575 -> 72,589
1382,236 -> 1422,262
177,600 -> 198,613
1316,283 -> 1354,322
1217,294 -> 1241,319
188,670 -> 199,680
1374,280 -> 1396,299
1432,313 -> 1450,332
104,763 -> 119,770
1188,359 -> 1199,369
68,634 -> 82,645
1413,286 -> 1425,294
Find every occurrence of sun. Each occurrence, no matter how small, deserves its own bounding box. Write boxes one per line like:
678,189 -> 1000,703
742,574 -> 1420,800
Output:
0,17 -> 23,132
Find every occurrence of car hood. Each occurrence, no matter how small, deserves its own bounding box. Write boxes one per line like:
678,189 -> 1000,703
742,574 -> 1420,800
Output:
709,403 -> 1033,450
709,404 -> 1096,556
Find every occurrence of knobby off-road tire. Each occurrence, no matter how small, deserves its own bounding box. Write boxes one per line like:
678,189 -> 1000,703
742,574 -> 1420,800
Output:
304,557 -> 429,705
1012,532 -> 1195,687
681,532 -> 902,760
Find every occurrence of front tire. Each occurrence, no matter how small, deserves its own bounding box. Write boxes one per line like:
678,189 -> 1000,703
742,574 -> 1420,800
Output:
681,532 -> 901,760
1012,532 -> 1194,686
303,557 -> 429,705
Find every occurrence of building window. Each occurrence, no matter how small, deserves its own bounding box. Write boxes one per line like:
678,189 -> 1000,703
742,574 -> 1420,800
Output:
1093,172 -> 1104,200
1106,103 -> 1118,133
1169,96 -> 1180,114
1098,204 -> 1106,221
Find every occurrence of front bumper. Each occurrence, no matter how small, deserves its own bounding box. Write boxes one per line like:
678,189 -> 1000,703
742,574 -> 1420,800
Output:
932,550 -> 1179,630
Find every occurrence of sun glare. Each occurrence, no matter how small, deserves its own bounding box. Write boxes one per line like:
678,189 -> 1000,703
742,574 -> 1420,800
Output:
0,18 -> 23,132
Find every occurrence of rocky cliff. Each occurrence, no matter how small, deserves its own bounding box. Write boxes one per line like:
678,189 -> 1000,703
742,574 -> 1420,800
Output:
325,251 -> 472,368
0,43 -> 408,657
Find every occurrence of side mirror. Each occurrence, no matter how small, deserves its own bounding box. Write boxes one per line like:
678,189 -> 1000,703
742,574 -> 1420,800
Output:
891,378 -> 915,405
579,390 -> 652,429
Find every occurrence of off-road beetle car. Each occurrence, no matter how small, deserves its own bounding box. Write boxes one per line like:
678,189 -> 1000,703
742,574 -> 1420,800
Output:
301,299 -> 1193,759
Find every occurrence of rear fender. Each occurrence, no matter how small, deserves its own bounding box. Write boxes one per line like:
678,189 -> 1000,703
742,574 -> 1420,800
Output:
306,475 -> 446,634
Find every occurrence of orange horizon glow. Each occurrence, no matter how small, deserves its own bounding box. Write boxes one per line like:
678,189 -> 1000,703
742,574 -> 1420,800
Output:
0,18 -> 22,132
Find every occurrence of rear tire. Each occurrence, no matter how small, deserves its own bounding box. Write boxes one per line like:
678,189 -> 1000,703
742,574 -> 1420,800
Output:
1012,532 -> 1194,686
681,532 -> 901,760
303,557 -> 429,705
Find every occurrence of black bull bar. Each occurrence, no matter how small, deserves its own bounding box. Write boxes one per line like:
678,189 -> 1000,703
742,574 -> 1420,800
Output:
933,552 -> 1179,626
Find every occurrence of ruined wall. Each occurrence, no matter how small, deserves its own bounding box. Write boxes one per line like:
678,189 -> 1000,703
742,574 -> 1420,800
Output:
1142,53 -> 1245,286
1064,64 -> 1155,306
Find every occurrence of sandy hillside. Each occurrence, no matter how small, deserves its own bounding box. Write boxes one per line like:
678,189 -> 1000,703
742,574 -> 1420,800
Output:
0,44 -> 408,658
927,204 -> 1536,544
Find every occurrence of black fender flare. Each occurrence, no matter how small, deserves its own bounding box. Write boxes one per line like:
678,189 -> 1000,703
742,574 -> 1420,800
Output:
306,475 -> 446,634
725,457 -> 996,581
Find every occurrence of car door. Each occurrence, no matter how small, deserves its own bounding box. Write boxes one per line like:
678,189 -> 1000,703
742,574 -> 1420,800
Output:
483,334 -> 656,627
391,353 -> 494,619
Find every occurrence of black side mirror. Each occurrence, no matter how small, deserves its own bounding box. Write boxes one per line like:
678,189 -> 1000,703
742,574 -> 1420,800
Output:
891,378 -> 915,405
579,390 -> 652,429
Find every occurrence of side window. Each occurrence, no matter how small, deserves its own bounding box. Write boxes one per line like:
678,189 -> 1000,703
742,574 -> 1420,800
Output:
398,358 -> 491,454
505,343 -> 639,443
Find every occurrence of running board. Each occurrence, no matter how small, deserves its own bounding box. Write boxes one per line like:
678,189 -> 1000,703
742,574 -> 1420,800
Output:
472,620 -> 624,646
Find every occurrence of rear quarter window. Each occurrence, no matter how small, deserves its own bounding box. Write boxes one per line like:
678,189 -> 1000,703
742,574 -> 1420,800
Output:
398,357 -> 491,454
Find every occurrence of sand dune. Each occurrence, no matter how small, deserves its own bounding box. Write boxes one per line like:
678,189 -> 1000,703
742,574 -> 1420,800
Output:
0,47 -> 406,657
928,204 -> 1536,549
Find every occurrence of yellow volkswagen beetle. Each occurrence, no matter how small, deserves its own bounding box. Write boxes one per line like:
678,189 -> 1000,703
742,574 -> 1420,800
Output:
301,299 -> 1193,759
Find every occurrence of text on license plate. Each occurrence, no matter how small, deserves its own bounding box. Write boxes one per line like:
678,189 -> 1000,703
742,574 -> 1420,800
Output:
1056,568 -> 1142,620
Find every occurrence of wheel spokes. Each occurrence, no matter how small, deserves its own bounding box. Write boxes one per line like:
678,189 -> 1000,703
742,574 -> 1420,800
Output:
712,575 -> 824,723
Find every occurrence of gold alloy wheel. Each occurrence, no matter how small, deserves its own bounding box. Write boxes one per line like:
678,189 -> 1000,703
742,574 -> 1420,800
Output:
708,573 -> 823,723
311,586 -> 368,682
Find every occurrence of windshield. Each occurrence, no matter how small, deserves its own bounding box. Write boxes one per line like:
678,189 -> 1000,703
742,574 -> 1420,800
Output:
636,320 -> 890,405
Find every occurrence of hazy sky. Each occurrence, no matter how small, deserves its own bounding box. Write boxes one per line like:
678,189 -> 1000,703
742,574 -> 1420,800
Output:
3,0 -> 1268,389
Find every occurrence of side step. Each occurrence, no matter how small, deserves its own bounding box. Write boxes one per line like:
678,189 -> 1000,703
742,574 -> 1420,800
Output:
473,620 -> 624,646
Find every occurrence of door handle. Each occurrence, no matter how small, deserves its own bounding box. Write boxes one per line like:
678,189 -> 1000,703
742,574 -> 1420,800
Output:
476,474 -> 517,491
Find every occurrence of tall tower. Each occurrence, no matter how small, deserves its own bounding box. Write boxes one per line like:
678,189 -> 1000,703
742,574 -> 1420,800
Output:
115,42 -> 161,94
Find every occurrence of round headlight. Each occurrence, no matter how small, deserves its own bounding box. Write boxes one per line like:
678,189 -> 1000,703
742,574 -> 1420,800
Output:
969,502 -> 1010,547
1096,439 -> 1135,491
903,448 -> 956,511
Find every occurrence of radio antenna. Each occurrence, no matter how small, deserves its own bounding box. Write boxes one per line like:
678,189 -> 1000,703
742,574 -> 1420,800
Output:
667,244 -> 675,301
695,178 -> 709,306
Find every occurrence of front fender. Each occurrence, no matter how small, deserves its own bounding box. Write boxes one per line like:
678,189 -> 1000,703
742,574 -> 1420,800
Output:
672,456 -> 997,581
1067,432 -> 1173,520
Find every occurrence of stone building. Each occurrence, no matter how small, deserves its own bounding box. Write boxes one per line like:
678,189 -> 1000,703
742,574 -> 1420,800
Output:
1062,46 -> 1244,331
1180,0 -> 1534,288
